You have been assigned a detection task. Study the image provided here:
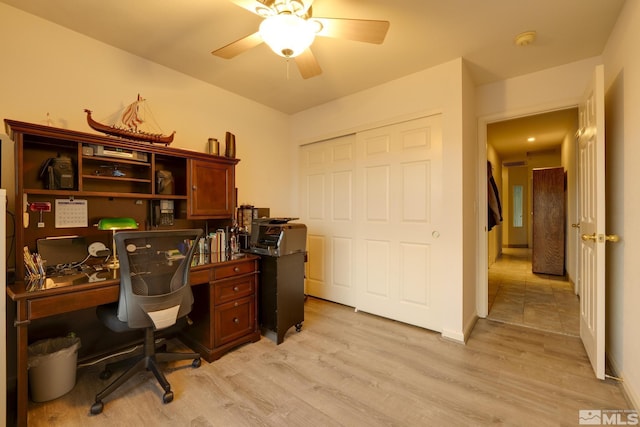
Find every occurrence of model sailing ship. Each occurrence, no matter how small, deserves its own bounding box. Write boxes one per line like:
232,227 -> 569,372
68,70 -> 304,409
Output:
85,94 -> 175,145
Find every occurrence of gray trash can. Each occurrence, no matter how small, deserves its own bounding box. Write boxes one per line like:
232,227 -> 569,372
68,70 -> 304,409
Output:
28,335 -> 81,402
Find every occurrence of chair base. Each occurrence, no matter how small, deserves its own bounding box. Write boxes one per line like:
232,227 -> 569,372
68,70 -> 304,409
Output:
90,328 -> 201,415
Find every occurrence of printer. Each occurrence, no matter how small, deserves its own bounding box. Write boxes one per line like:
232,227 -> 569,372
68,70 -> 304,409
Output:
248,218 -> 307,257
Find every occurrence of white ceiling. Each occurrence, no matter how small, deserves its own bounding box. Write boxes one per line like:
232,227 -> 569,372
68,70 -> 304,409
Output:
1,0 -> 624,157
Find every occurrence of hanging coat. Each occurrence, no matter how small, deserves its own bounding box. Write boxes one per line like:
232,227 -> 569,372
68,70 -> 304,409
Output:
488,176 -> 503,231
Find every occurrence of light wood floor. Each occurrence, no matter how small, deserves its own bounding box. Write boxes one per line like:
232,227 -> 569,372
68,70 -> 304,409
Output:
488,248 -> 580,336
28,297 -> 631,426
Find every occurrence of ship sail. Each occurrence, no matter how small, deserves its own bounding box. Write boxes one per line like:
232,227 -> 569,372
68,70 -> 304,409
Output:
119,94 -> 145,132
85,94 -> 175,145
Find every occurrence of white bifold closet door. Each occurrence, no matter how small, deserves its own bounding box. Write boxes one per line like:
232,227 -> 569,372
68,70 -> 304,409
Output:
300,134 -> 358,306
300,115 -> 443,331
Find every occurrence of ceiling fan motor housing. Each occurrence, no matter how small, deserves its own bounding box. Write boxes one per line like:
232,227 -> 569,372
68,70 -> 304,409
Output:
259,12 -> 316,58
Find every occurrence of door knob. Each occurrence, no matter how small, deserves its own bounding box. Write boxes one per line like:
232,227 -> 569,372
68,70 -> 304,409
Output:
581,233 -> 620,243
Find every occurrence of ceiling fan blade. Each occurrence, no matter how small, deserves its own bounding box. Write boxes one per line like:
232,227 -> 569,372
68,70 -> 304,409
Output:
211,32 -> 264,59
295,48 -> 322,79
230,0 -> 274,17
313,18 -> 390,44
301,1 -> 314,15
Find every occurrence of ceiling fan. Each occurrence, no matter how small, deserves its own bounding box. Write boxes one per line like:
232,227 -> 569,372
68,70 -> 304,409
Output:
211,0 -> 390,79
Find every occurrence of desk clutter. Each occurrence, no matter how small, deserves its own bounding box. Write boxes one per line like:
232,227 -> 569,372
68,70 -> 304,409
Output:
23,236 -> 113,291
23,246 -> 45,279
22,231 -> 246,292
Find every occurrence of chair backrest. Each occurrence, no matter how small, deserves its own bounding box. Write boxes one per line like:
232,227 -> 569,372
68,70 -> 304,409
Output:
114,229 -> 203,329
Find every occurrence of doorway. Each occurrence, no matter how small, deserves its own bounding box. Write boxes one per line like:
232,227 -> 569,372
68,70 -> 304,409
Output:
484,108 -> 580,335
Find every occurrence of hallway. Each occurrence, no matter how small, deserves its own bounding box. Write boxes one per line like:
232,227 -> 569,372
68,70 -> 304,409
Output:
488,247 -> 580,336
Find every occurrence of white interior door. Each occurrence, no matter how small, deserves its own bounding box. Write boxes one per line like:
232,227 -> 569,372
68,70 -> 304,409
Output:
578,65 -> 606,380
355,115 -> 443,331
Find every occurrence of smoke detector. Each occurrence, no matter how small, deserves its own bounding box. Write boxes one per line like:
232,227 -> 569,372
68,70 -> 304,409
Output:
515,31 -> 537,46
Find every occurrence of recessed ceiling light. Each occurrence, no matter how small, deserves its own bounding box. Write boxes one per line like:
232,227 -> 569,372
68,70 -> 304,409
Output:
527,137 -> 536,142
515,31 -> 537,46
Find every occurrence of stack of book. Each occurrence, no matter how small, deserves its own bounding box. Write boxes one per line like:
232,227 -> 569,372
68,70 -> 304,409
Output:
210,229 -> 227,262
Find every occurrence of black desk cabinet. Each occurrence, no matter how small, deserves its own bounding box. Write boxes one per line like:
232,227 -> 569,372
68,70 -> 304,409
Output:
258,252 -> 305,344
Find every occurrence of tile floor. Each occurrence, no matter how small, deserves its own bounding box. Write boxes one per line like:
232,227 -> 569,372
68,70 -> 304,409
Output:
488,247 -> 580,336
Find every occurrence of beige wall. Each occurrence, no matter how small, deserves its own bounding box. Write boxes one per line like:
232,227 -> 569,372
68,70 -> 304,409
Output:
560,128 -> 579,285
0,3 -> 293,218
602,0 -> 640,409
461,60 -> 479,338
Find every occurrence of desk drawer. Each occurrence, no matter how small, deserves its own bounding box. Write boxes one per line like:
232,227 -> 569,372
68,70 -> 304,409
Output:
27,286 -> 119,321
190,269 -> 211,285
214,296 -> 255,347
213,275 -> 255,306
212,260 -> 256,281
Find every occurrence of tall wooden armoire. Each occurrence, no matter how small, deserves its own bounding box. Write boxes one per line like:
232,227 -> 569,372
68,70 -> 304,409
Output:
532,167 -> 565,275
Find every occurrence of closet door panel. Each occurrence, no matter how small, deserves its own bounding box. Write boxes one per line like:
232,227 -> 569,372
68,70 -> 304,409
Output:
300,136 -> 357,305
356,115 -> 443,331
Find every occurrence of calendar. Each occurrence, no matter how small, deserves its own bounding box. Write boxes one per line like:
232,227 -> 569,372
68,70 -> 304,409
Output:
55,199 -> 88,228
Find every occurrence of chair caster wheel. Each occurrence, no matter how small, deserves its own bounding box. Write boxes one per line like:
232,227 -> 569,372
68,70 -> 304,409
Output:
295,323 -> 302,332
99,369 -> 112,380
163,390 -> 174,404
192,358 -> 201,368
90,400 -> 104,415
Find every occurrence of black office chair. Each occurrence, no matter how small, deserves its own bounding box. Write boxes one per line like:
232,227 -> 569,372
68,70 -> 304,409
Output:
90,229 -> 203,415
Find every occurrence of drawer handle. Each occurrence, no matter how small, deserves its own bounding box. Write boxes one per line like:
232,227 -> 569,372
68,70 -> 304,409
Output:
233,317 -> 240,324
233,286 -> 239,292
233,267 -> 240,272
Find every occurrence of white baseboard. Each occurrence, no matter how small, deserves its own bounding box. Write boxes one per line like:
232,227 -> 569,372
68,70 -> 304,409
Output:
441,328 -> 466,343
607,354 -> 640,411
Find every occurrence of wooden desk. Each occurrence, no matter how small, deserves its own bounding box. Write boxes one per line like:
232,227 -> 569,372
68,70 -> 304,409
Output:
6,254 -> 259,427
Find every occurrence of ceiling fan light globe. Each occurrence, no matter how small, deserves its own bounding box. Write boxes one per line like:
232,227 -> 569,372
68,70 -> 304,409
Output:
259,14 -> 316,58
